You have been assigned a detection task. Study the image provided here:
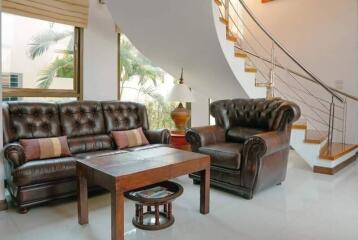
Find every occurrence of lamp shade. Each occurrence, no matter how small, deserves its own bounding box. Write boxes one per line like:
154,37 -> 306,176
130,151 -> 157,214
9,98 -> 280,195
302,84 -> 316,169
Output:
166,83 -> 195,102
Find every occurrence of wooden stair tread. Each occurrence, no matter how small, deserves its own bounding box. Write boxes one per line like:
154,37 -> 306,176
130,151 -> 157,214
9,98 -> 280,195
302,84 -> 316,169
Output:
319,143 -> 358,160
304,130 -> 328,144
214,0 -> 222,6
292,121 -> 307,129
235,50 -> 247,58
219,17 -> 228,25
226,33 -> 238,42
255,82 -> 270,87
245,66 -> 257,73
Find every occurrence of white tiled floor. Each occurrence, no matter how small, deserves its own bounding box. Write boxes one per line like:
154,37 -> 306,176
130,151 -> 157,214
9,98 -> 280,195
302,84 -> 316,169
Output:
1,150 -> 358,240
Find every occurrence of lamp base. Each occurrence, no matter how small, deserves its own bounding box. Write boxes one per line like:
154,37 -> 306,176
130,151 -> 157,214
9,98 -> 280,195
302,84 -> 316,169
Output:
171,103 -> 190,133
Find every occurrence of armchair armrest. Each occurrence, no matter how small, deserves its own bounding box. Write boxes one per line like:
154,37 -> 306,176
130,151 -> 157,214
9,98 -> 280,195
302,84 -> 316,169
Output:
244,131 -> 290,157
145,129 -> 171,144
3,143 -> 26,168
186,126 -> 225,152
241,130 -> 290,196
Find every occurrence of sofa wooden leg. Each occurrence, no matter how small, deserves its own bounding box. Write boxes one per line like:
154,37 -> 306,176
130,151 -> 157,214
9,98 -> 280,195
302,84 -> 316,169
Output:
19,208 -> 29,214
277,182 -> 282,186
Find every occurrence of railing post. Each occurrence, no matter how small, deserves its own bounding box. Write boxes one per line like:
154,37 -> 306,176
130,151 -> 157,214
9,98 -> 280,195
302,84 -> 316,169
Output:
328,96 -> 335,148
267,41 -> 275,99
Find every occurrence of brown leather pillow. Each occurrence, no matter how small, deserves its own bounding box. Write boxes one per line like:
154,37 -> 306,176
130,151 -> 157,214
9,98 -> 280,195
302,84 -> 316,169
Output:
112,128 -> 149,149
19,136 -> 72,161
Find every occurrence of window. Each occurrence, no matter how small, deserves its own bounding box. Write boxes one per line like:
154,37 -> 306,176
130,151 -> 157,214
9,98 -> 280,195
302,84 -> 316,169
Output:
1,13 -> 82,101
119,34 -> 177,130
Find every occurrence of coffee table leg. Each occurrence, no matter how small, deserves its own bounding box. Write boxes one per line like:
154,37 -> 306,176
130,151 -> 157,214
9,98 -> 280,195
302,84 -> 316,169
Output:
200,167 -> 210,214
77,167 -> 88,225
111,189 -> 124,240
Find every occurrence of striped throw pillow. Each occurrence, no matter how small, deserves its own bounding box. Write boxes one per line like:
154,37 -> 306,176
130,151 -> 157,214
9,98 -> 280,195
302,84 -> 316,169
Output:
112,128 -> 149,149
20,136 -> 72,161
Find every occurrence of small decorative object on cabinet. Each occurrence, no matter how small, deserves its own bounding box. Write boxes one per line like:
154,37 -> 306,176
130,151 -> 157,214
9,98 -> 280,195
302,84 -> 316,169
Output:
170,131 -> 191,151
166,68 -> 195,132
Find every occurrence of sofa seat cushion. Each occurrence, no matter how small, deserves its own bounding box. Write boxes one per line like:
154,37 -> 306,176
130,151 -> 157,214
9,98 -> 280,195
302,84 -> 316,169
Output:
198,143 -> 243,170
12,157 -> 77,186
227,127 -> 264,143
75,150 -> 128,159
126,144 -> 168,152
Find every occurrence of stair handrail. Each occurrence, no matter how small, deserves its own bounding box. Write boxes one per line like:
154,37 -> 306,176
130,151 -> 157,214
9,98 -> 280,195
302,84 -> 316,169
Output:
234,46 -> 358,102
235,0 -> 344,103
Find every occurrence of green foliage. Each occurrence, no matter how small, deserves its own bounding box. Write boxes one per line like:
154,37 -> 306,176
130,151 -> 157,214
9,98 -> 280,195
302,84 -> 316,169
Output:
119,35 -> 175,130
27,24 -> 74,88
37,54 -> 74,88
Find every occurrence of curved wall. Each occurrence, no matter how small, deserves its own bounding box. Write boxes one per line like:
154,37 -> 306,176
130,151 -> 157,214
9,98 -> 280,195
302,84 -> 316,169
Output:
106,0 -> 248,102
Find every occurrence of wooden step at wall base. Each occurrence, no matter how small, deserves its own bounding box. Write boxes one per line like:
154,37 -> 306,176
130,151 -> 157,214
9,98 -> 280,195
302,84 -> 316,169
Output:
304,130 -> 328,144
314,155 -> 357,175
319,143 -> 358,160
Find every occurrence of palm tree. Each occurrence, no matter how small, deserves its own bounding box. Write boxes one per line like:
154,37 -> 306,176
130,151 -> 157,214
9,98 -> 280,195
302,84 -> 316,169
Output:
27,24 -> 74,88
119,36 -> 164,100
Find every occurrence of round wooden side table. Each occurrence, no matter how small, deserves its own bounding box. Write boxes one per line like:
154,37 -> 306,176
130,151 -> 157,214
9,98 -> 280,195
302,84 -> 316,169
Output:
125,181 -> 183,230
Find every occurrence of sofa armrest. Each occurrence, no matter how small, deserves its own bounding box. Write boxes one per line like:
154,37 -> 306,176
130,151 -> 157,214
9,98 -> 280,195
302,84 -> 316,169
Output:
186,126 -> 225,152
145,129 -> 171,144
241,130 -> 290,196
3,143 -> 26,168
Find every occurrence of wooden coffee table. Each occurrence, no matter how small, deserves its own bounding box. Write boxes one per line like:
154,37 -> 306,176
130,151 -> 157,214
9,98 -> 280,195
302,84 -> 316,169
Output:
76,147 -> 210,240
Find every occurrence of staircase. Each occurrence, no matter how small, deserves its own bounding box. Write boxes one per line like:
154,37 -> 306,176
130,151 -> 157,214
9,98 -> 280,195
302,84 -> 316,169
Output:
214,0 -> 358,174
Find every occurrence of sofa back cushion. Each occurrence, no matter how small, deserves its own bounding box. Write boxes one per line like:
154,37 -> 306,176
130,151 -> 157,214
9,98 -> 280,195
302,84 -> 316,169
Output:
67,134 -> 113,154
101,101 -> 149,132
3,102 -> 61,143
59,101 -> 105,137
210,98 -> 289,131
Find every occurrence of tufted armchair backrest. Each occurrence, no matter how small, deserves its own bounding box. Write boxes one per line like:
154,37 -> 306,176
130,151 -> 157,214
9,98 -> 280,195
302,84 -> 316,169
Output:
3,102 -> 61,144
210,98 -> 298,131
101,101 -> 149,132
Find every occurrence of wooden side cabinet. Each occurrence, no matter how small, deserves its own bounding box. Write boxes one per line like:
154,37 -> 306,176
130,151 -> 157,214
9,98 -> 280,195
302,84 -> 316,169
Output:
170,132 -> 191,151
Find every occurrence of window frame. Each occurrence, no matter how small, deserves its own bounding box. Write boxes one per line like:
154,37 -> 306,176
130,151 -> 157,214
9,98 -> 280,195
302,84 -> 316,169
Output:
2,21 -> 84,100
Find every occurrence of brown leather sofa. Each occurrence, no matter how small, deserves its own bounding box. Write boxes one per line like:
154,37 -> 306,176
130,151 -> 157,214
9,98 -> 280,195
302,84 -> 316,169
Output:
186,98 -> 300,199
3,101 -> 170,213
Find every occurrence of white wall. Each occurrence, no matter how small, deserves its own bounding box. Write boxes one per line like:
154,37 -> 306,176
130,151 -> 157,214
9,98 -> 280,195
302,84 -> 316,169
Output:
242,0 -> 358,143
83,0 -> 118,101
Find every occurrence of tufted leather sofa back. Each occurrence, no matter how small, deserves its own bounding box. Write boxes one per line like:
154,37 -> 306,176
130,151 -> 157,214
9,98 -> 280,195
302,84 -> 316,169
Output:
210,98 -> 297,131
3,101 -> 154,154
3,102 -> 61,144
101,101 -> 149,132
59,101 -> 105,137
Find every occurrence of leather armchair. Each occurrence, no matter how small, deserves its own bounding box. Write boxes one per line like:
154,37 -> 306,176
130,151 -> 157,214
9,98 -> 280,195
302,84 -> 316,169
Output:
186,98 -> 300,199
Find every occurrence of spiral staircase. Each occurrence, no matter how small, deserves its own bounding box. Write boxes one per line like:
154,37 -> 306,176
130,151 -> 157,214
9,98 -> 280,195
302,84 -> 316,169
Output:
106,0 -> 358,175
214,0 -> 358,174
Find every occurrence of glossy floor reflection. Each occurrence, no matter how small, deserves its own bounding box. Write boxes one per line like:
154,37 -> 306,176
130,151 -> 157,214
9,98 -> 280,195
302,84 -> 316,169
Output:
1,150 -> 357,240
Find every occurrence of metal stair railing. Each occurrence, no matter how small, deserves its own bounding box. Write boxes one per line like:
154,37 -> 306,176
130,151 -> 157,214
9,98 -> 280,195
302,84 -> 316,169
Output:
215,0 -> 356,148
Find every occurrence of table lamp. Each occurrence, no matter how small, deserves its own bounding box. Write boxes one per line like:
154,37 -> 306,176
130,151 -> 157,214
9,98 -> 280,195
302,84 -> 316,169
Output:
167,69 -> 195,133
